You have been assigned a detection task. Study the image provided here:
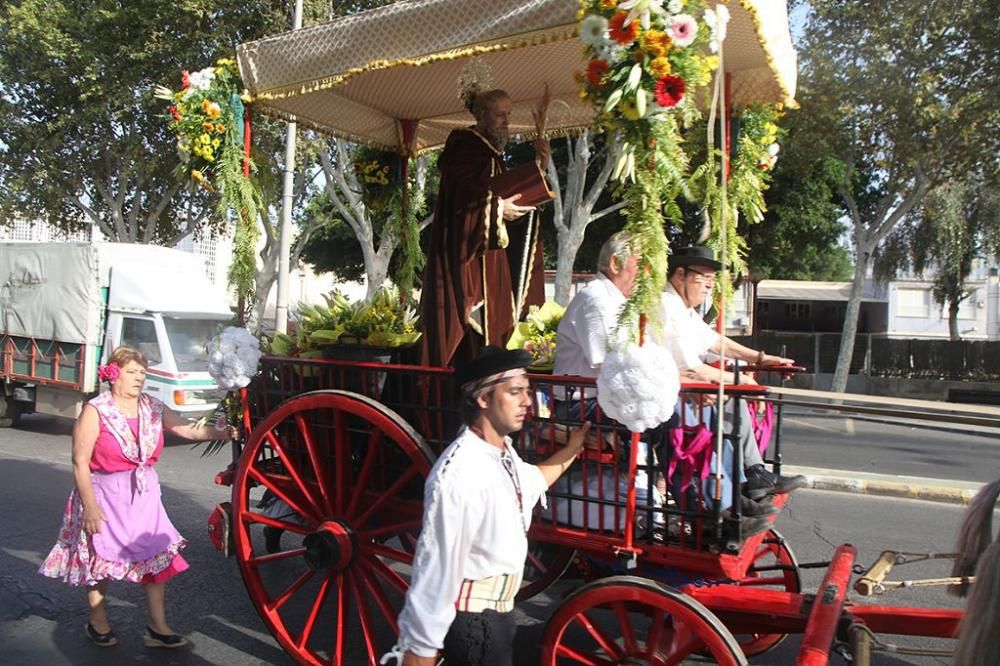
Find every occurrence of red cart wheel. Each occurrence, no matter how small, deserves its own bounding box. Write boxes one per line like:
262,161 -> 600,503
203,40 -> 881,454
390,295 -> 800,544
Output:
726,528 -> 801,657
232,390 -> 433,666
517,540 -> 576,602
541,575 -> 747,666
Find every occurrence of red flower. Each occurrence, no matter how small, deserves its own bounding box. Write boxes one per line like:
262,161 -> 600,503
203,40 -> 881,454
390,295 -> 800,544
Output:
609,11 -> 639,45
654,75 -> 686,108
586,59 -> 610,87
169,105 -> 181,121
181,69 -> 190,89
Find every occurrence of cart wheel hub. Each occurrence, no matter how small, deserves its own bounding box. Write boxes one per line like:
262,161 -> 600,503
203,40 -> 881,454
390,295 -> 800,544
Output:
303,520 -> 356,571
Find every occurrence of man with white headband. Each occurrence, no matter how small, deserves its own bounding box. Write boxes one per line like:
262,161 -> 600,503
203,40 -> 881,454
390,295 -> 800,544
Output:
388,346 -> 589,666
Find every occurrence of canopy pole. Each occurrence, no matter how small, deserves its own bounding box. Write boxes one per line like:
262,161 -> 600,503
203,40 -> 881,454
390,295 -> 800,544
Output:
274,0 -> 304,335
237,107 -> 253,325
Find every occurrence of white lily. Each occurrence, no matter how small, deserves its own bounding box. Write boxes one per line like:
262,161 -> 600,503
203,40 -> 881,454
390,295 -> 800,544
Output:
618,0 -> 666,30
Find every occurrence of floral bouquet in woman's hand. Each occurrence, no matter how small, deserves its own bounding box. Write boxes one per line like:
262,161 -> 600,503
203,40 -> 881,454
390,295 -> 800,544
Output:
506,301 -> 565,371
197,326 -> 262,456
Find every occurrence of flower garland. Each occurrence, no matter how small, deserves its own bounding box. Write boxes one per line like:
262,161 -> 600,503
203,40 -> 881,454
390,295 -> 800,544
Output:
155,59 -> 263,304
577,0 -> 720,330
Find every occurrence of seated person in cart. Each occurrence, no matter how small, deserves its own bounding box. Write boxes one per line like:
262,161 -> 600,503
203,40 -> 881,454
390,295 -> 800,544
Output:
551,234 -> 780,533
419,87 -> 550,370
387,347 -> 588,666
653,245 -> 806,501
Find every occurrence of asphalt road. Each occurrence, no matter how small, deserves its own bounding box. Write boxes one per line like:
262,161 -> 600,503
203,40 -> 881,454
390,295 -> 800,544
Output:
772,409 -> 1000,484
0,414 -> 973,665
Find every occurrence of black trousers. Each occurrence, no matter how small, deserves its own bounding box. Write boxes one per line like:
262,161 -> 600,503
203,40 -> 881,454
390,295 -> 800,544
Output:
442,609 -> 516,666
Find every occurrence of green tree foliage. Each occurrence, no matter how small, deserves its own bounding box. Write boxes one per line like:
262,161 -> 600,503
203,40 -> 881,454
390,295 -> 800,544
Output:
876,170 -> 1000,340
799,0 -> 999,391
0,1 -> 314,242
745,105 -> 852,281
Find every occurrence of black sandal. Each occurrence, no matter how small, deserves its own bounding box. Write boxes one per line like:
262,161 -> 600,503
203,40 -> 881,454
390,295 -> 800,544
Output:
85,622 -> 118,647
144,625 -> 189,649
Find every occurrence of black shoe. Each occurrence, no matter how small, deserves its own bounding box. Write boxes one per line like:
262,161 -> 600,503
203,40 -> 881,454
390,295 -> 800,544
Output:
85,622 -> 118,647
263,526 -> 283,554
743,464 -> 807,500
144,626 -> 189,649
738,495 -> 780,518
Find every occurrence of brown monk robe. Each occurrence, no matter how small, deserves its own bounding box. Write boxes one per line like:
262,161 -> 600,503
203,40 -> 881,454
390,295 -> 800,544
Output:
419,90 -> 549,369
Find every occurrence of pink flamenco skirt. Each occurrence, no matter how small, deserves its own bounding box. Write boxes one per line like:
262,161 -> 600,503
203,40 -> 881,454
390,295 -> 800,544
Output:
39,466 -> 188,587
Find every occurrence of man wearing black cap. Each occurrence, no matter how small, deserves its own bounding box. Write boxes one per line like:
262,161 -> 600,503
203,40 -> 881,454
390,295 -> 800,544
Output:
659,245 -> 806,499
389,346 -> 588,666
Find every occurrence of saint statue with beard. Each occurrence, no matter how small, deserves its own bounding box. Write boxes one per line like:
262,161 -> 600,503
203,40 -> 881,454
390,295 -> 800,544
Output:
419,89 -> 550,368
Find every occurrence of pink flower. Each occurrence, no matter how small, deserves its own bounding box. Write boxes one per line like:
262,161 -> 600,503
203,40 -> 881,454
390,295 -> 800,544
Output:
97,364 -> 121,383
654,75 -> 686,107
181,70 -> 190,89
669,14 -> 698,47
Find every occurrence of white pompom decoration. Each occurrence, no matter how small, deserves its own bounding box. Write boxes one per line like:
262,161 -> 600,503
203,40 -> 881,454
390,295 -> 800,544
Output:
207,326 -> 262,389
597,342 -> 680,433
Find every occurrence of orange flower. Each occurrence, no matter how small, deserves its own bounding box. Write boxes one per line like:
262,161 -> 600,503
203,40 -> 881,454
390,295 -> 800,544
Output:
650,56 -> 672,78
641,30 -> 669,58
203,122 -> 215,131
608,11 -> 639,45
586,59 -> 610,87
600,0 -> 617,8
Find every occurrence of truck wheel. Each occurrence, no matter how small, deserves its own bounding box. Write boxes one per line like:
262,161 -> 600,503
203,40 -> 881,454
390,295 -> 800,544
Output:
0,395 -> 21,428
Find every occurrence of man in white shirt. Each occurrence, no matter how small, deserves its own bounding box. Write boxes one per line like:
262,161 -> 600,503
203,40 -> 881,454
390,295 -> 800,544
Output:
656,245 -> 806,499
552,234 -> 775,530
391,346 -> 589,666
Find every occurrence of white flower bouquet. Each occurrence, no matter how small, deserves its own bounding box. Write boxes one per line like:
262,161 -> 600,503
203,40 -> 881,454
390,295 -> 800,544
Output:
207,326 -> 262,389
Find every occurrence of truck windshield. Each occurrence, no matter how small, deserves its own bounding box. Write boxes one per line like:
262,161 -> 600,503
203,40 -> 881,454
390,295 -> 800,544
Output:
163,318 -> 229,372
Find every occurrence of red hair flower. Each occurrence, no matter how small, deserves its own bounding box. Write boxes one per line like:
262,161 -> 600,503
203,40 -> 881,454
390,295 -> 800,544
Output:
654,75 -> 686,108
586,59 -> 610,87
97,363 -> 121,383
609,11 -> 639,45
169,105 -> 181,121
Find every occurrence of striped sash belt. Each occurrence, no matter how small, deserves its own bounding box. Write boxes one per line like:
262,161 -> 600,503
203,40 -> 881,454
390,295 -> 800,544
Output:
454,572 -> 523,613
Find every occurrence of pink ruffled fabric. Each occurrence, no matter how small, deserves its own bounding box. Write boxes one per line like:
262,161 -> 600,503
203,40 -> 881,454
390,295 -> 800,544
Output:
38,489 -> 187,587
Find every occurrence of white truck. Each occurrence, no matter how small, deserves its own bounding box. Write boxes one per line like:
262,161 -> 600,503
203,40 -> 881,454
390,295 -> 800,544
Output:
0,242 -> 234,426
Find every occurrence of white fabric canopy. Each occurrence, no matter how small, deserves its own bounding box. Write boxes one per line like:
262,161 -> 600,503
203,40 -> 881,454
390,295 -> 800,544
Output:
237,0 -> 797,154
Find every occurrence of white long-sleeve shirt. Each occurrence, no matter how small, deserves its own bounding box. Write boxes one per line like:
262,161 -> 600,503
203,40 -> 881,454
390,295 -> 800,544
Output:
395,428 -> 548,658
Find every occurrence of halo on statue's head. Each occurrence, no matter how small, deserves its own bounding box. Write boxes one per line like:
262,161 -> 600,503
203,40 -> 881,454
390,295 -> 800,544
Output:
457,57 -> 495,115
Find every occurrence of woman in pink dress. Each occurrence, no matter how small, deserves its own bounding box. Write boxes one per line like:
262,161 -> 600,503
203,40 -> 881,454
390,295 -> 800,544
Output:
39,346 -> 238,648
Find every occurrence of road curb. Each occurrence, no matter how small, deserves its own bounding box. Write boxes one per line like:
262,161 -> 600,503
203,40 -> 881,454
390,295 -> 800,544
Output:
782,465 -> 982,506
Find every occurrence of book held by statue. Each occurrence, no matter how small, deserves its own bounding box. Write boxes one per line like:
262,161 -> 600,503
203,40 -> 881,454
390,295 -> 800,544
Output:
490,161 -> 556,208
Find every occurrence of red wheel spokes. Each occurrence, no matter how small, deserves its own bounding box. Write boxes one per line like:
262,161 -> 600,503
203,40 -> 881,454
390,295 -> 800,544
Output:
361,555 -> 409,595
611,601 -> 638,654
269,569 -> 315,613
348,575 -> 380,666
345,429 -> 384,518
248,548 -> 307,566
664,620 -> 704,665
233,391 -> 434,666
263,431 -> 325,522
554,643 -> 615,666
359,518 -> 423,541
333,408 -> 348,513
249,461 -> 320,525
296,575 -> 332,651
645,610 -> 667,665
352,466 -> 420,526
243,512 -> 311,535
356,560 -> 400,636
294,413 -> 334,515
575,611 -> 625,660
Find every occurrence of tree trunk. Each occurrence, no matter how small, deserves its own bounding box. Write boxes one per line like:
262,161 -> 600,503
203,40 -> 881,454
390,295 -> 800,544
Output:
949,299 -> 961,341
554,221 -> 586,304
830,251 -> 869,392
